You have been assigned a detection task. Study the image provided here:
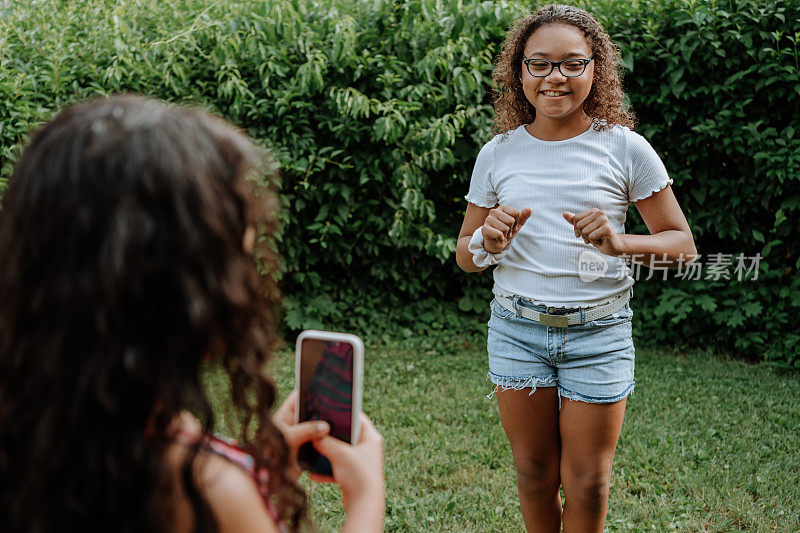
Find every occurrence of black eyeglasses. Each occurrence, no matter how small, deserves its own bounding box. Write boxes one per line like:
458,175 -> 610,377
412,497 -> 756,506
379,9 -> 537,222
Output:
522,55 -> 595,78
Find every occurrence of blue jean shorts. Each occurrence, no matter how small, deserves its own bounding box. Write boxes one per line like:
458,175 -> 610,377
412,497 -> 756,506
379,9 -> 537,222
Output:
487,296 -> 635,405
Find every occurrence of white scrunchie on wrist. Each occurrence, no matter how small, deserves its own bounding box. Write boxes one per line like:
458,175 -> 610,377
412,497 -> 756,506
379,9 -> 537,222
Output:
468,226 -> 510,268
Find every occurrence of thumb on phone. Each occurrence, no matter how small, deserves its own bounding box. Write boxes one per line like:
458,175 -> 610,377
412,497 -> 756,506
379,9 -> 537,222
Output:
282,420 -> 330,449
312,434 -> 349,461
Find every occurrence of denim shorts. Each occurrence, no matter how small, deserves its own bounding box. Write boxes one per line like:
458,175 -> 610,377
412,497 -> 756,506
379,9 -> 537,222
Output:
486,296 -> 635,405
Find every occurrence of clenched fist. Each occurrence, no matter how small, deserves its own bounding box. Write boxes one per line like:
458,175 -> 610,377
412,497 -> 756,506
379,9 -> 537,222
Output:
482,205 -> 533,254
563,208 -> 625,256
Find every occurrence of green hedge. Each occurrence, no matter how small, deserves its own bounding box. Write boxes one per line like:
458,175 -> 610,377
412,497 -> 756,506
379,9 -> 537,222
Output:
608,0 -> 800,367
1,0 -> 798,366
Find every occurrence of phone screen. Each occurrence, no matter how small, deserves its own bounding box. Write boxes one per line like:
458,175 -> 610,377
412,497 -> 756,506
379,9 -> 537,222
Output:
297,339 -> 355,475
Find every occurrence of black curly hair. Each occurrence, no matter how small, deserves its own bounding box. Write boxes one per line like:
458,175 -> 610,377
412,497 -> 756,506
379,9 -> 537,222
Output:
0,95 -> 306,532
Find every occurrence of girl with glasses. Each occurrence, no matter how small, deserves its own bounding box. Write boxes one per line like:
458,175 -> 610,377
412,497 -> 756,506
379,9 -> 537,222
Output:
456,4 -> 696,532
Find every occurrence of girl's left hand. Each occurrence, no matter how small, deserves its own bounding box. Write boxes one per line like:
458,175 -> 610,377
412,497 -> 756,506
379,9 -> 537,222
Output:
563,209 -> 625,256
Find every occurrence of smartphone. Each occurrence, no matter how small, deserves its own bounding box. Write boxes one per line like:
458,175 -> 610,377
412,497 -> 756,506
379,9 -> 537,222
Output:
295,330 -> 364,476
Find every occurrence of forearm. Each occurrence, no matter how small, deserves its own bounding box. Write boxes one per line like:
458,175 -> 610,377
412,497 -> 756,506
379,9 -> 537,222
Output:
341,494 -> 385,533
456,235 -> 488,273
618,230 -> 697,268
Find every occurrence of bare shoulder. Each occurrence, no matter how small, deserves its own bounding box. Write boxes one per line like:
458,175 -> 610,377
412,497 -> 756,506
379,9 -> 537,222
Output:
194,452 -> 281,533
164,412 -> 280,533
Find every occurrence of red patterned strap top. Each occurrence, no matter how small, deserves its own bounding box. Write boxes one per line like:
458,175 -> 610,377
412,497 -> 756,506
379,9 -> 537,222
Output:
171,428 -> 288,532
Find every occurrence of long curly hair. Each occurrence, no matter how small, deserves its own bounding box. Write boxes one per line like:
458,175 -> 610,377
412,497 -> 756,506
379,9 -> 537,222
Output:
493,3 -> 635,134
0,95 -> 306,531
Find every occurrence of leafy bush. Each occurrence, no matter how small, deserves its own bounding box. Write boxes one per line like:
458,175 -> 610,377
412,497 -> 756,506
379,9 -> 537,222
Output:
1,0 -> 798,366
604,0 -> 800,367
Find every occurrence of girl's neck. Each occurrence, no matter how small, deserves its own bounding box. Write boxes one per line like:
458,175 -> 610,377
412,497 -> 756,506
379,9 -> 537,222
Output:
526,111 -> 593,141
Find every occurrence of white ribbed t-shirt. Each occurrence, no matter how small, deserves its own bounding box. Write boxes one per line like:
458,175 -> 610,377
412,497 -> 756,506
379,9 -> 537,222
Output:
465,123 -> 673,308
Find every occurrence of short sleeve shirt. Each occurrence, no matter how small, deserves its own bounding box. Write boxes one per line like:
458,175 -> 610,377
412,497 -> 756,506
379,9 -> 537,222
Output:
465,124 -> 673,307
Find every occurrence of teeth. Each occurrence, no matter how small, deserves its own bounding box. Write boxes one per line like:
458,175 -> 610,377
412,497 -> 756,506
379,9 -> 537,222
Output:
542,91 -> 567,96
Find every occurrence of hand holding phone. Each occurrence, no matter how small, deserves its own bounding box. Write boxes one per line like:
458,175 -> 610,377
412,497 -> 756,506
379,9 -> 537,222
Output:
293,331 -> 384,531
295,330 -> 364,477
313,413 -> 384,518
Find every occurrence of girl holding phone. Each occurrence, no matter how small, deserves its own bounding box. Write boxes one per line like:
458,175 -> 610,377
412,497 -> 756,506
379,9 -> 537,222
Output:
456,4 -> 695,532
0,95 -> 384,532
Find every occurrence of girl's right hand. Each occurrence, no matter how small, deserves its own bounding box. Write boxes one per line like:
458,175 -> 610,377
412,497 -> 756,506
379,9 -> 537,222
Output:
482,205 -> 533,253
312,414 -> 385,532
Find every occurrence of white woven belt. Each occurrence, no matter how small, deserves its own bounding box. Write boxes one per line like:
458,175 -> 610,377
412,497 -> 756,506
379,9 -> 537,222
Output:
495,289 -> 632,328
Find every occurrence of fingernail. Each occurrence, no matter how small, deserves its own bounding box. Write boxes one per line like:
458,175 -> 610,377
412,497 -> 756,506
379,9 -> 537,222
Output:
316,421 -> 329,432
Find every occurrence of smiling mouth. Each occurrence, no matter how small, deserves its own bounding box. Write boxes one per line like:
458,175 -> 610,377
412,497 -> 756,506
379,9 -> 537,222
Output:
540,90 -> 570,97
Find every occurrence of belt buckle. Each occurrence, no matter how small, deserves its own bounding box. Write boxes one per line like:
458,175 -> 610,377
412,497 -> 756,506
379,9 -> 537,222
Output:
539,313 -> 569,328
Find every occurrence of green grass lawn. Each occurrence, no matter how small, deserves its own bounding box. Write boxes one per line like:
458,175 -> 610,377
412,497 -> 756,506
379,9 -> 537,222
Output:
204,334 -> 800,532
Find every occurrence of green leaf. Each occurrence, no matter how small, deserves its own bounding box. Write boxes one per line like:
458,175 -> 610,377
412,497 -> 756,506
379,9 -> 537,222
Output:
743,302 -> 763,317
696,294 -> 717,312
